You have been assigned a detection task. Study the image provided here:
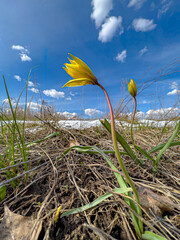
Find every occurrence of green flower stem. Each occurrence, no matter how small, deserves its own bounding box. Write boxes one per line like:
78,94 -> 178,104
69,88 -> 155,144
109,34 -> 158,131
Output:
97,82 -> 143,234
131,97 -> 139,164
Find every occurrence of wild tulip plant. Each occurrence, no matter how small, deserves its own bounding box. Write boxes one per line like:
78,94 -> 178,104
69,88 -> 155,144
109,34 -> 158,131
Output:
61,53 -> 169,240
128,79 -> 139,165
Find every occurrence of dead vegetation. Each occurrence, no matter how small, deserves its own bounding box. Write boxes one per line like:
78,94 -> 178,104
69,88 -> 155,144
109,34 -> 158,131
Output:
0,122 -> 180,240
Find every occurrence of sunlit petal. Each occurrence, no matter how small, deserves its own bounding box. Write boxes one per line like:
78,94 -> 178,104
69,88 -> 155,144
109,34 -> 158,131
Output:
62,53 -> 98,87
62,78 -> 96,87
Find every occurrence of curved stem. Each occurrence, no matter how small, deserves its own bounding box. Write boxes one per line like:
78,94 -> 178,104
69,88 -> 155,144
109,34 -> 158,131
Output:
97,82 -> 143,234
131,97 -> 139,164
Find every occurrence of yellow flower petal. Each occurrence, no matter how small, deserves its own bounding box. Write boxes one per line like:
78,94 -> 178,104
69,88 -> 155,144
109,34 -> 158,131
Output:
68,53 -> 96,78
62,53 -> 98,87
62,78 -> 96,88
54,206 -> 62,223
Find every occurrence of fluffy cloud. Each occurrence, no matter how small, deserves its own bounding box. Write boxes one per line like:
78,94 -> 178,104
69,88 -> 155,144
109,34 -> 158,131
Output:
27,102 -> 42,110
139,46 -> 148,56
115,50 -> 127,63
84,108 -> 103,116
91,0 -> 113,28
43,89 -> 65,99
170,81 -> 178,90
11,44 -> 31,62
98,16 -> 123,42
11,45 -> 29,53
128,0 -> 147,9
29,88 -> 39,93
3,98 -> 16,107
132,18 -> 157,32
167,81 -> 180,96
28,81 -> 34,87
158,0 -> 172,18
20,53 -> 32,62
14,75 -> 21,81
56,111 -> 77,119
146,107 -> 180,120
167,89 -> 180,96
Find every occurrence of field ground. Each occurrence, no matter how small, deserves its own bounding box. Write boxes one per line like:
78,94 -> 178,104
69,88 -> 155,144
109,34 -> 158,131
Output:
0,120 -> 180,240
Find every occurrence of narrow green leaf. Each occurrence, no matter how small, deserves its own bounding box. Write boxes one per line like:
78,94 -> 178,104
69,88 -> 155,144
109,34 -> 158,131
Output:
101,119 -> 139,164
135,145 -> 155,164
61,187 -> 131,217
149,141 -> 180,154
0,186 -> 6,201
142,231 -> 167,240
26,132 -> 61,147
154,120 -> 180,173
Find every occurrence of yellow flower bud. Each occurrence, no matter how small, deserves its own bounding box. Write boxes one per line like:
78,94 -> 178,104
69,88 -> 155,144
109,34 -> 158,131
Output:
128,79 -> 137,98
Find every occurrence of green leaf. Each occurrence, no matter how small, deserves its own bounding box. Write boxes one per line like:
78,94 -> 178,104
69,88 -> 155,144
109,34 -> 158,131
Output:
149,141 -> 180,154
142,231 -> 167,240
61,187 -> 131,217
101,119 -> 139,164
154,120 -> 180,173
135,145 -> 155,164
26,132 -> 61,147
0,186 -> 6,201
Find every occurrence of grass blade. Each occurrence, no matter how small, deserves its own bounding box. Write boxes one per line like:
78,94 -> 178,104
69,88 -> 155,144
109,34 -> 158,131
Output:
149,141 -> 180,154
154,120 -> 180,173
135,145 -> 155,164
101,119 -> 139,164
61,187 -> 131,217
142,231 -> 167,240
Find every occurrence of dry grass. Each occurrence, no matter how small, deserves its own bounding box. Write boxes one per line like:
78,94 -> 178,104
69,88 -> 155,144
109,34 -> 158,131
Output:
0,121 -> 179,240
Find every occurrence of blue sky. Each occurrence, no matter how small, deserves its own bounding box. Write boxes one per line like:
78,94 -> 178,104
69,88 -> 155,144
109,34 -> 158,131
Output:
0,0 -> 180,118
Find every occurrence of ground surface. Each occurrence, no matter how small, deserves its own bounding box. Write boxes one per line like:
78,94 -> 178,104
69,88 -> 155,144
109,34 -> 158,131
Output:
0,121 -> 180,240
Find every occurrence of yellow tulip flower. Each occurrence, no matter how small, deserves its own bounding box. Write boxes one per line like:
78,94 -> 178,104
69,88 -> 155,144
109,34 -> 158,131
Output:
62,53 -> 98,87
128,79 -> 137,98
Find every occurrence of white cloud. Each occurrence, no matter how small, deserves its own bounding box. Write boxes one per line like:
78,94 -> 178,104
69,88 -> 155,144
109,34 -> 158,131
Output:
70,91 -> 75,96
146,107 -> 180,120
84,108 -> 103,116
115,50 -> 127,63
20,53 -> 32,62
98,16 -> 123,42
128,0 -> 147,9
43,89 -> 65,99
132,18 -> 157,32
3,98 -> 16,107
29,88 -> 39,93
91,0 -> 113,28
14,75 -> 21,81
167,89 -> 180,96
158,0 -> 172,18
65,97 -> 72,101
167,81 -> 180,96
56,111 -> 77,119
170,81 -> 178,90
27,102 -> 42,110
11,44 -> 31,62
11,45 -> 29,53
139,46 -> 148,56
28,81 -> 34,87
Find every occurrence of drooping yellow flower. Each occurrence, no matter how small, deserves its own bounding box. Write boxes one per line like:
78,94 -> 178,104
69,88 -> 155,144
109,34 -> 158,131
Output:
128,79 -> 137,98
62,53 -> 98,87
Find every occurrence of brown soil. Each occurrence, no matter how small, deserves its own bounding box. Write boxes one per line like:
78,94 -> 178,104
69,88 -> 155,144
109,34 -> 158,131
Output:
0,123 -> 180,240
